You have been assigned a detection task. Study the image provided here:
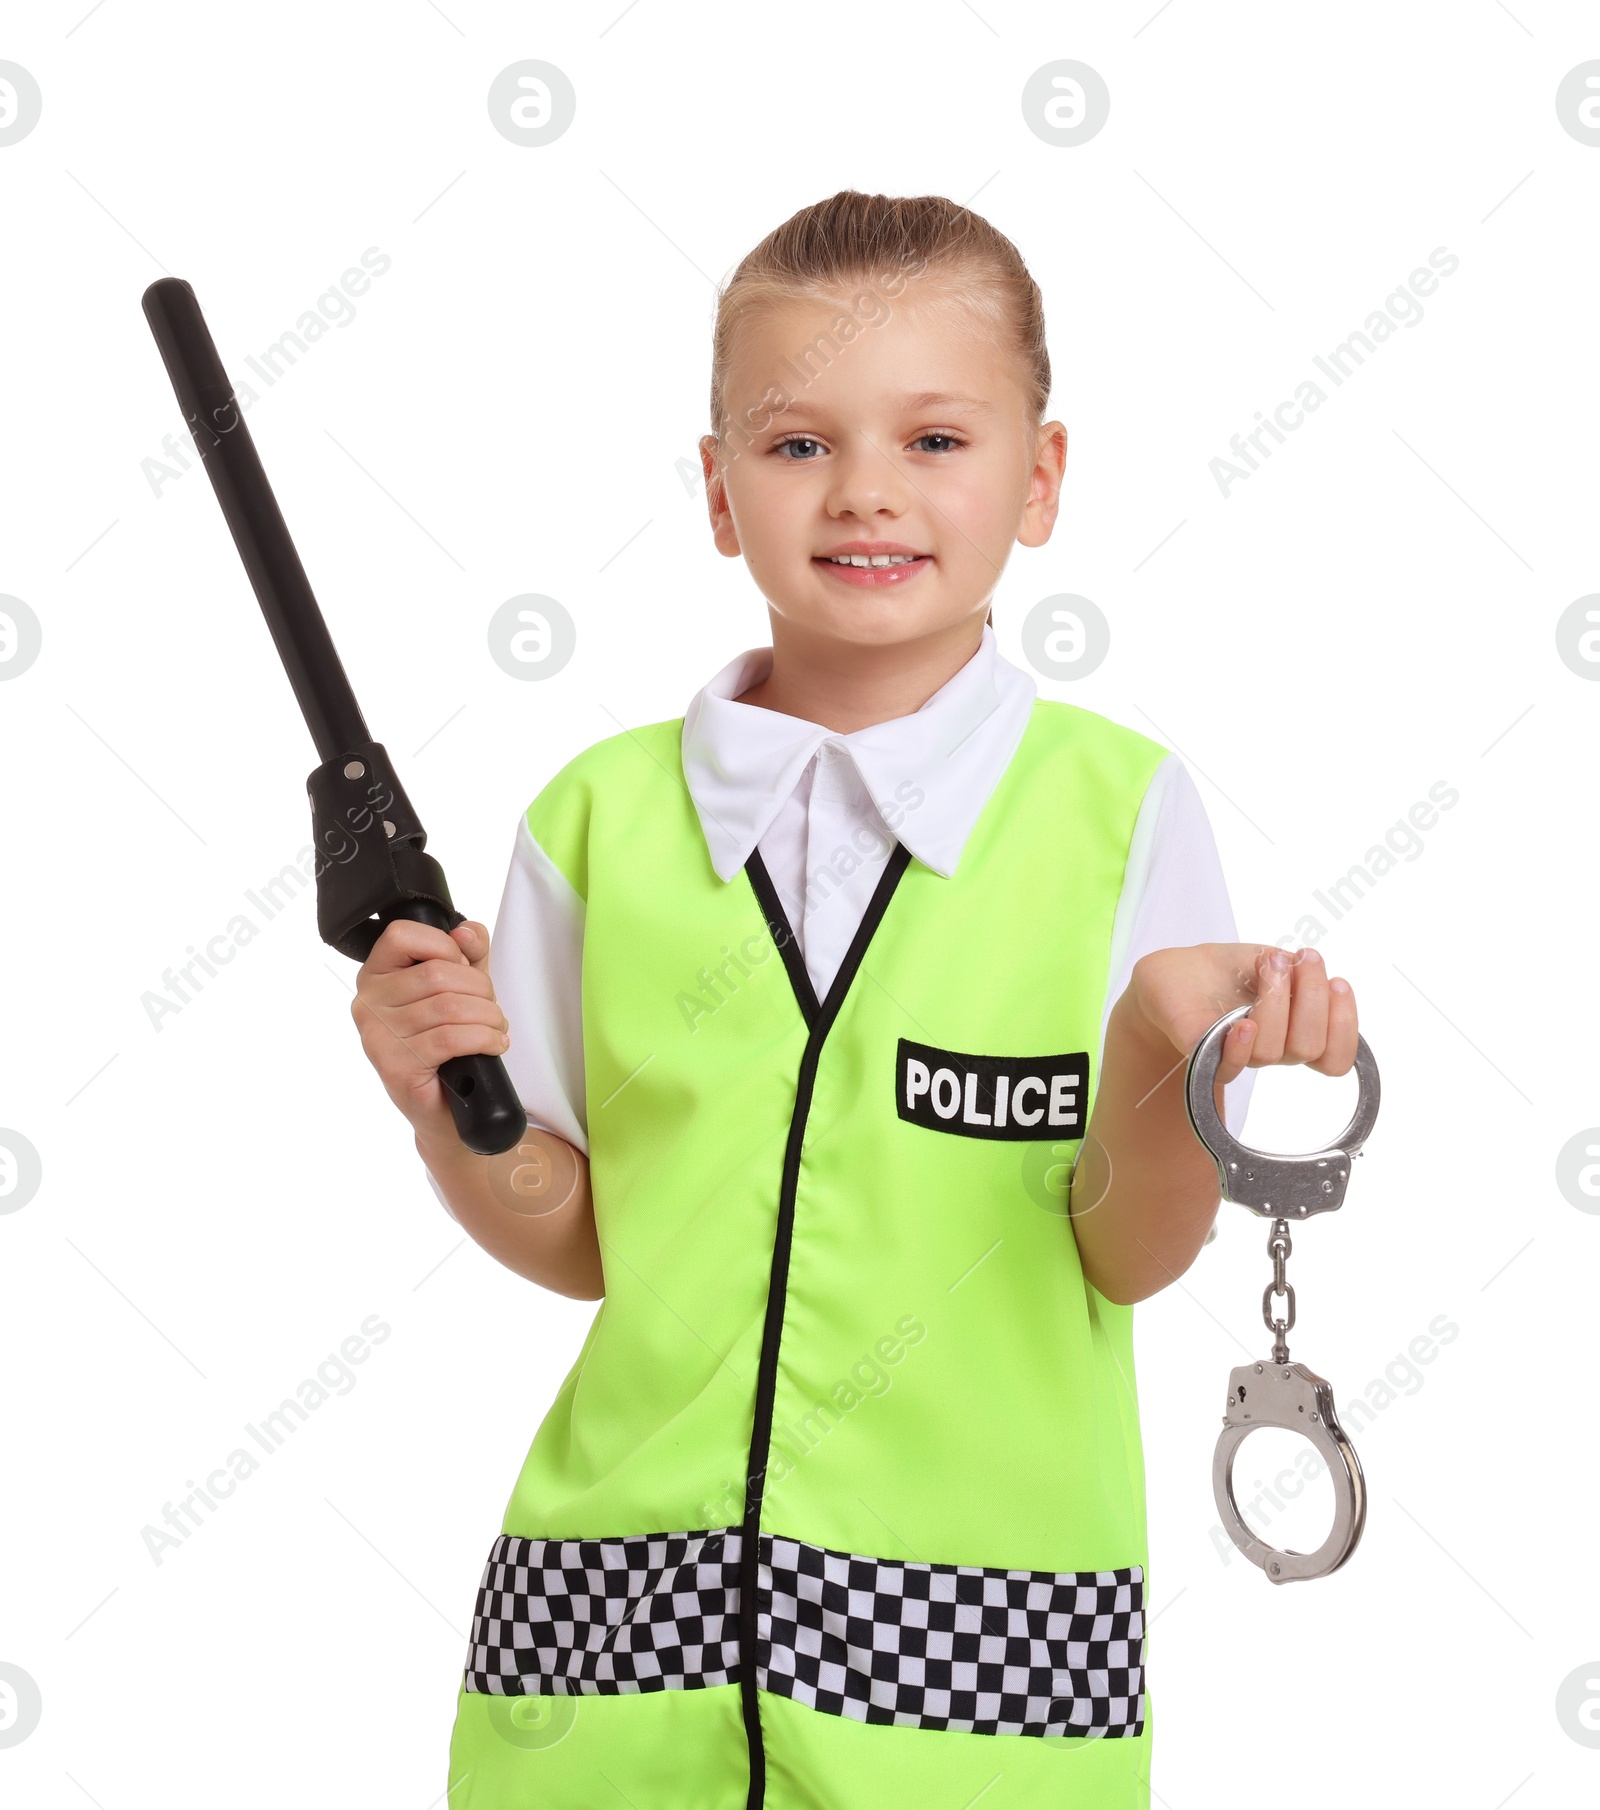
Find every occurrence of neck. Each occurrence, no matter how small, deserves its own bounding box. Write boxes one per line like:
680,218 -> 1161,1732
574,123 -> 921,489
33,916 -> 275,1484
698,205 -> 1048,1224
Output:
735,613 -> 989,733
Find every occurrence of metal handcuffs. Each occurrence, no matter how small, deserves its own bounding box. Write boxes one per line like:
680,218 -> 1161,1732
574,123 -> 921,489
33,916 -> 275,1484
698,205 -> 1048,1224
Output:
1184,1003 -> 1381,1584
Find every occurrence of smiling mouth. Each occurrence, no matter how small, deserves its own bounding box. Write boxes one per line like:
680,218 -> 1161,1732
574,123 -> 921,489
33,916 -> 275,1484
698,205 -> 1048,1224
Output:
813,552 -> 933,588
818,552 -> 927,568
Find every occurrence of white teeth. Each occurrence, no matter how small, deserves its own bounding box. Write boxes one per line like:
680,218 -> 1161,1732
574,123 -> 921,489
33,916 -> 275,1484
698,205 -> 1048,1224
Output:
826,553 -> 922,567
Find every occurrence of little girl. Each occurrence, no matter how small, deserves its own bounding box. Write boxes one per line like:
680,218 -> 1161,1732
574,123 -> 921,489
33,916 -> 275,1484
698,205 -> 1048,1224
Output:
353,190 -> 1359,1810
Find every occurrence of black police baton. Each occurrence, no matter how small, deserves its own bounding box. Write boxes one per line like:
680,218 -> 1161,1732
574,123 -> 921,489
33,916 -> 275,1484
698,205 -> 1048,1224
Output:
141,277 -> 526,1156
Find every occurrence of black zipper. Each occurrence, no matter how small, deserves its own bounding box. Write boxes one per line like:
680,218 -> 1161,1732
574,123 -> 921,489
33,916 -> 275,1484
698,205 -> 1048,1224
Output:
736,842 -> 913,1810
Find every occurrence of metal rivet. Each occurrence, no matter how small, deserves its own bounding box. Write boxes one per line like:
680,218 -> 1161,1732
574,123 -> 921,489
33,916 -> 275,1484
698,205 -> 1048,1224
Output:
382,820 -> 395,837
344,760 -> 365,779
1309,1412 -> 1320,1423
1254,1363 -> 1263,1374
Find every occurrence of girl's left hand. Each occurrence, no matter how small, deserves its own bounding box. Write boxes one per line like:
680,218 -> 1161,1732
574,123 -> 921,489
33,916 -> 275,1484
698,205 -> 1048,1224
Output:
1125,943 -> 1359,1088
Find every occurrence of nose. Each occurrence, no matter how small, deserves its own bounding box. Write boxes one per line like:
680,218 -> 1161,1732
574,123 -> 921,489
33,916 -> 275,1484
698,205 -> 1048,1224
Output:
823,429 -> 910,523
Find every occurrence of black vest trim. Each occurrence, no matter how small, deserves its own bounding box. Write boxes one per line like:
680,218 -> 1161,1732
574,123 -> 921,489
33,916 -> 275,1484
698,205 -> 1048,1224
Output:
742,846 -> 821,1028
736,841 -> 914,1808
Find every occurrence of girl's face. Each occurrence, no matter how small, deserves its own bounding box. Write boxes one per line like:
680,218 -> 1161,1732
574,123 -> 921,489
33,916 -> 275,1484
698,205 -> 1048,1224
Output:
699,283 -> 1066,652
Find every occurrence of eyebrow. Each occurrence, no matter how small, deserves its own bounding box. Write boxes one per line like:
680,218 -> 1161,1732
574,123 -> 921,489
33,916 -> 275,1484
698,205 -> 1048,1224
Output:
900,390 -> 996,414
766,389 -> 996,420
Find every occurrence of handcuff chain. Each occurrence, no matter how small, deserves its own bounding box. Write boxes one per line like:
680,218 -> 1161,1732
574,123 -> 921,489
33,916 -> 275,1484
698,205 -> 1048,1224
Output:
1262,1217 -> 1295,1365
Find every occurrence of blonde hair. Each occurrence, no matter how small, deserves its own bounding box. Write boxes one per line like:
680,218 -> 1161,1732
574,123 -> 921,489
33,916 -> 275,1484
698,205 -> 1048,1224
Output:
709,189 -> 1049,435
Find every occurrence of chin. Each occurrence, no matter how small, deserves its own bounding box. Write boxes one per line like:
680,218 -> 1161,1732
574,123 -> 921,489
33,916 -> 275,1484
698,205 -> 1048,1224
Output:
795,604 -> 948,648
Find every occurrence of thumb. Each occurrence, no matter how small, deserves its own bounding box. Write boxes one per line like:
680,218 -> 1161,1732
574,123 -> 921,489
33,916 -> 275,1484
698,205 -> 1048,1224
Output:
449,920 -> 491,970
1210,1014 -> 1257,1088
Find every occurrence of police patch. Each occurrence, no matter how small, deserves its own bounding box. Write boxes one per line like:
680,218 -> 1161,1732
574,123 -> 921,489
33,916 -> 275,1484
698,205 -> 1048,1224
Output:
895,1038 -> 1090,1142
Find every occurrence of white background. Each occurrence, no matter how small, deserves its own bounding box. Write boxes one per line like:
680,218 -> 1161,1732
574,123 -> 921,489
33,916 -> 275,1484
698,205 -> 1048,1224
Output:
1,2 -> 1596,1804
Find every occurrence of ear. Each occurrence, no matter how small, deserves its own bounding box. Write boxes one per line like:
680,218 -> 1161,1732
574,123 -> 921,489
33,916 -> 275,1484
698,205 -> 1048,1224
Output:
1016,420 -> 1067,550
700,434 -> 742,557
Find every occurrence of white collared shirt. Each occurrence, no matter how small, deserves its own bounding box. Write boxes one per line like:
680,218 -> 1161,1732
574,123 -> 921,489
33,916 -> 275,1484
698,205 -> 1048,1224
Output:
433,627 -> 1255,1177
682,624 -> 1038,1006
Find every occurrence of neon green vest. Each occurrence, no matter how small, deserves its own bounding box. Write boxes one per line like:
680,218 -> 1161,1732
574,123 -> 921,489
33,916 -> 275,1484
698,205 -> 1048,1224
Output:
447,697 -> 1169,1810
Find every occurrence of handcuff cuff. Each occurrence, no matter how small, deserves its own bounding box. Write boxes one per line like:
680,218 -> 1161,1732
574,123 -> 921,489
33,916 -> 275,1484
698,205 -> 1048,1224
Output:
1184,1003 -> 1381,1584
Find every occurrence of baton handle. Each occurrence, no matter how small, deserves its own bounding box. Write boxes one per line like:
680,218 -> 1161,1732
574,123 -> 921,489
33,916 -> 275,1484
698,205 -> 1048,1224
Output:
380,896 -> 530,1156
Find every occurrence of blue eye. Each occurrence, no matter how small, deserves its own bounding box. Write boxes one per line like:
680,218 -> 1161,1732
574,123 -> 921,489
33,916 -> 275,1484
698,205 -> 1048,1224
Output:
770,430 -> 967,459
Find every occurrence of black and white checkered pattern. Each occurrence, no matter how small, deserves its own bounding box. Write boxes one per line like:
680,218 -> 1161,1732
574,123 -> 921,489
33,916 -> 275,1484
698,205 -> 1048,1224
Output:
464,1527 -> 744,1695
763,1534 -> 1143,1737
464,1527 -> 1144,1738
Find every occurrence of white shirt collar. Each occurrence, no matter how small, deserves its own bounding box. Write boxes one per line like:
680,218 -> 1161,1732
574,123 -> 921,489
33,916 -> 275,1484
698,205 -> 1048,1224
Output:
680,623 -> 1037,882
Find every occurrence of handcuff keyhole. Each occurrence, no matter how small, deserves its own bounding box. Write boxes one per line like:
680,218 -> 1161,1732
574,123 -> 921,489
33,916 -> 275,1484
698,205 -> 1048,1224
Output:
1238,1385 -> 1246,1400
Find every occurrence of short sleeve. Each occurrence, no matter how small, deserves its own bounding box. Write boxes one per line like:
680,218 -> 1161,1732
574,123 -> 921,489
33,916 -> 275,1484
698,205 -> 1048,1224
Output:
1098,755 -> 1257,1139
422,812 -> 589,1209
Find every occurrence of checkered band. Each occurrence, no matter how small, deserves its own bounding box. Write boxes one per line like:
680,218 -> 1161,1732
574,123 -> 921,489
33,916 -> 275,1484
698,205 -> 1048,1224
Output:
464,1527 -> 744,1695
763,1534 -> 1144,1737
463,1527 -> 1145,1739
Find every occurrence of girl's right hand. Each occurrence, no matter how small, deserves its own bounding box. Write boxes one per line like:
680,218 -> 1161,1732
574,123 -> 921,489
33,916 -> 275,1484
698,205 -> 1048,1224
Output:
351,918 -> 512,1146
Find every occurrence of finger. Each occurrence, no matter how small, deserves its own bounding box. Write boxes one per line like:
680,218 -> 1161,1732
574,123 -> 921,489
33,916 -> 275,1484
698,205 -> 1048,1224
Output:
1281,947 -> 1331,1065
1312,976 -> 1359,1076
365,955 -> 495,1013
1244,947 -> 1292,1063
368,989 -> 508,1039
360,917 -> 470,978
356,991 -> 506,1071
1212,1014 -> 1257,1088
406,1018 -> 514,1072
355,990 -> 510,1062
